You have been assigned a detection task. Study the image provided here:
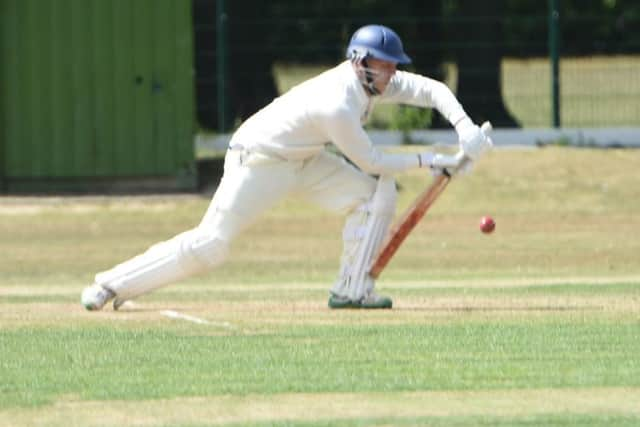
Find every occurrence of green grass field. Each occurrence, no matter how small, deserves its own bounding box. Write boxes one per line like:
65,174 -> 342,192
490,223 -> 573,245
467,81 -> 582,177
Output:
1,147 -> 640,426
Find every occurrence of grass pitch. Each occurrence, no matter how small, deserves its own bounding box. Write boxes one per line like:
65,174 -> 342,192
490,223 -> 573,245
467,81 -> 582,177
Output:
1,147 -> 639,426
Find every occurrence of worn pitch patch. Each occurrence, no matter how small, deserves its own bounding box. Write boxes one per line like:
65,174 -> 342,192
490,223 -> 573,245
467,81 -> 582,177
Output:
3,275 -> 640,297
2,387 -> 639,426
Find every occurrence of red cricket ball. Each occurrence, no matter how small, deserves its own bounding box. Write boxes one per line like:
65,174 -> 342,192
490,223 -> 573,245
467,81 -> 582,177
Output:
480,216 -> 495,234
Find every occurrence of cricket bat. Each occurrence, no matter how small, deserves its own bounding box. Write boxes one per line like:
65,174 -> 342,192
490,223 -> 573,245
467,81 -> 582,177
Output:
369,121 -> 492,279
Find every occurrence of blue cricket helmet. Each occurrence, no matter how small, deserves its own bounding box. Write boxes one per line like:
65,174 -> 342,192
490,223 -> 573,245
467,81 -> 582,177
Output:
346,25 -> 412,64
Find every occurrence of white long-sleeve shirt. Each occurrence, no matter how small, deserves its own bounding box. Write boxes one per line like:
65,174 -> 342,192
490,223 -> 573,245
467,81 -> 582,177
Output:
230,61 -> 468,175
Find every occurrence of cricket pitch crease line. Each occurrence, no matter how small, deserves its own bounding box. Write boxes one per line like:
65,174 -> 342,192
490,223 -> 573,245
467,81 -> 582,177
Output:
159,310 -> 235,329
116,301 -> 235,329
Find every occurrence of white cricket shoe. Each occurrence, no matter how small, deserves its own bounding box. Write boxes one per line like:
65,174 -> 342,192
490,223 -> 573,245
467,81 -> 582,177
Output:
81,284 -> 115,311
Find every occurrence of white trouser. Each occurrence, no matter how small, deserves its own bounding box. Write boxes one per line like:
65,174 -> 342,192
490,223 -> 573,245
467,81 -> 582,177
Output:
95,146 -> 378,301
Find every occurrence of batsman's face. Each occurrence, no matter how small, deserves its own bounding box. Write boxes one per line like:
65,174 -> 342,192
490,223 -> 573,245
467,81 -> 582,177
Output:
365,58 -> 397,93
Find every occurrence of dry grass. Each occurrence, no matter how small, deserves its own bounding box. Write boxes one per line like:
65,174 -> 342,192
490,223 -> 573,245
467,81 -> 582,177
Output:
2,275 -> 638,330
1,147 -> 639,426
2,388 -> 639,427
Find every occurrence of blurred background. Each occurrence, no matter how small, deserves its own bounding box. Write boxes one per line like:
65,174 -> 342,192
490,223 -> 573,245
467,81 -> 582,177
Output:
1,0 -> 639,192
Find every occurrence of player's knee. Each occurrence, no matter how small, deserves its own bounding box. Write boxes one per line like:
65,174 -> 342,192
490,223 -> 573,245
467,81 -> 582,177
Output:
178,227 -> 230,273
371,176 -> 397,216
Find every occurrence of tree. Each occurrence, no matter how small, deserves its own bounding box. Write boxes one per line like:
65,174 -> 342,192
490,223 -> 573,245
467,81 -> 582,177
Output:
450,0 -> 519,127
193,0 -> 279,130
226,2 -> 279,122
194,0 -> 639,131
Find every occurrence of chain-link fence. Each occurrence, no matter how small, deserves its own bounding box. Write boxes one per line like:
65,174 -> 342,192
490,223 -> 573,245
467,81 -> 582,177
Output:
193,1 -> 640,131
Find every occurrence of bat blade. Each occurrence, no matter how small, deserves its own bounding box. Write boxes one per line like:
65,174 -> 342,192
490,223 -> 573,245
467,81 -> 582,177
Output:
369,173 -> 451,279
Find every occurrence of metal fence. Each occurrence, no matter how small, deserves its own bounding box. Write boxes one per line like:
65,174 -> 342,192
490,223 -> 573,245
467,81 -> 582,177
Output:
193,1 -> 640,131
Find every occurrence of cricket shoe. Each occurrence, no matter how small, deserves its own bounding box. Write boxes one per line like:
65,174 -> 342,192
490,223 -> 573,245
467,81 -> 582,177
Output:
81,284 -> 115,311
328,292 -> 392,309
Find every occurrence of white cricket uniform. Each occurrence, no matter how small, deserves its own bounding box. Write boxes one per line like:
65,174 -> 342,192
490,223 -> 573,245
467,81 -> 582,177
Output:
95,61 -> 469,302
201,60 -> 468,237
231,61 -> 467,171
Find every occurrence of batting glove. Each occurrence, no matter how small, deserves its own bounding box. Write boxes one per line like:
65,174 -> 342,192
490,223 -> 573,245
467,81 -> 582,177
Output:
456,118 -> 493,160
418,150 -> 469,176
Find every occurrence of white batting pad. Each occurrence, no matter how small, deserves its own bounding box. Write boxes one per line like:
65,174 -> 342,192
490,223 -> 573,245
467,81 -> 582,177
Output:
95,226 -> 229,301
332,175 -> 397,301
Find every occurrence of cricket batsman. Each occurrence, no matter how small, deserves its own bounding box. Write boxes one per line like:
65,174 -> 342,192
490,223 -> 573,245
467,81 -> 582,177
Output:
82,24 -> 492,310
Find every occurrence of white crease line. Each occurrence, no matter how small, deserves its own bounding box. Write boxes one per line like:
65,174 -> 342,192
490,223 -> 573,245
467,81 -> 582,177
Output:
160,310 -> 234,329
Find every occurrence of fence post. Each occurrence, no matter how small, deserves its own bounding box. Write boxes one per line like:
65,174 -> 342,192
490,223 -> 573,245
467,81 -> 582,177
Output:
216,0 -> 229,132
548,0 -> 561,128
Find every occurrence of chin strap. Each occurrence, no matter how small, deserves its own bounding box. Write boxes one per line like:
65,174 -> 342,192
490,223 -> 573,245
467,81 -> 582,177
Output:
349,50 -> 380,96
361,59 -> 381,96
